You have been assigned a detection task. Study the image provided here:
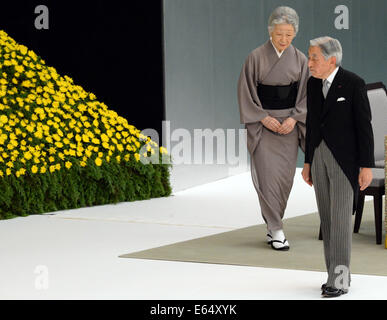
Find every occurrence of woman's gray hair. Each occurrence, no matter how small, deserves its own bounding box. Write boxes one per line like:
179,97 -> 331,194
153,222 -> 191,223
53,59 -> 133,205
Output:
268,6 -> 299,35
309,36 -> 343,66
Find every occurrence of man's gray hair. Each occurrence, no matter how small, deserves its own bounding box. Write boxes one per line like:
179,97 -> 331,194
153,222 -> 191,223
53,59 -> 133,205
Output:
309,36 -> 343,66
268,6 -> 299,35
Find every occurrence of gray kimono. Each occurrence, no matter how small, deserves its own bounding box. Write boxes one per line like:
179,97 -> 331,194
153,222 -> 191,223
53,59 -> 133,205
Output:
237,40 -> 309,231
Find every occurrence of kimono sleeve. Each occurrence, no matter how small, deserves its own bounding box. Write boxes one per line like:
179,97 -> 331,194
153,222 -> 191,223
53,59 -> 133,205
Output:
290,53 -> 309,124
237,53 -> 268,124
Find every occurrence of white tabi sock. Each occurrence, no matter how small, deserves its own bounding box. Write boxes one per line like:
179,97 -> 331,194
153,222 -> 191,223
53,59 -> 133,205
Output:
271,229 -> 286,242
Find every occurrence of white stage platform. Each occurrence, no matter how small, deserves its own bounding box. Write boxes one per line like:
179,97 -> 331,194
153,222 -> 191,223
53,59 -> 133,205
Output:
0,168 -> 385,300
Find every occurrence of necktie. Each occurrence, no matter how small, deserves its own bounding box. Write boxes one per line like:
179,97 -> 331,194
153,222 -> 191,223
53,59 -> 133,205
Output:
322,79 -> 330,99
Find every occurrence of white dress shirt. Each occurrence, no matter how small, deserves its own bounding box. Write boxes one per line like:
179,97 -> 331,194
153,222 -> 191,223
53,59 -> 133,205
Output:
324,66 -> 339,91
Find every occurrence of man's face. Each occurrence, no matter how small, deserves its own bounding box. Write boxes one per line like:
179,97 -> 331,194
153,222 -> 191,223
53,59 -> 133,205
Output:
270,24 -> 295,53
308,46 -> 335,79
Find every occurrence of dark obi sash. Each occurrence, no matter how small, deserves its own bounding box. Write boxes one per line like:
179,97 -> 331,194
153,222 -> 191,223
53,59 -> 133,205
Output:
257,82 -> 299,110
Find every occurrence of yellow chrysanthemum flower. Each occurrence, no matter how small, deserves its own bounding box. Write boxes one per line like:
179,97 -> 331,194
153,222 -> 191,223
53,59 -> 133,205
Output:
0,115 -> 8,124
95,157 -> 102,166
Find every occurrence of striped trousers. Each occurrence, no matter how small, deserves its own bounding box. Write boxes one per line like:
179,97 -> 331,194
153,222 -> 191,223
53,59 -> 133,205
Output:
311,140 -> 353,289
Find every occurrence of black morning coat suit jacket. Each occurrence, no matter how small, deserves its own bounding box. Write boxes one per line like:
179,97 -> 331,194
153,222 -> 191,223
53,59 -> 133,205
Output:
304,66 -> 375,212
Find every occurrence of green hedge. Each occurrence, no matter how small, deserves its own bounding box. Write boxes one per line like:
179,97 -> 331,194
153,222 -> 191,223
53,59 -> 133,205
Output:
0,156 -> 171,220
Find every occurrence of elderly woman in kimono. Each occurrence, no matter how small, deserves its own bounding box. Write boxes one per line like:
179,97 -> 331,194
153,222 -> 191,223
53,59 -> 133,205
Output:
237,6 -> 309,251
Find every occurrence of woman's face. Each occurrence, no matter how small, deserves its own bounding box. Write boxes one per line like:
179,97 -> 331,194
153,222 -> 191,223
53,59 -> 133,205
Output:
270,24 -> 295,53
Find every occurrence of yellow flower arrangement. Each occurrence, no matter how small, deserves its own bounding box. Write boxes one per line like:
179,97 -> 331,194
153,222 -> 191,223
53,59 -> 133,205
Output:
0,30 -> 169,179
0,30 -> 172,219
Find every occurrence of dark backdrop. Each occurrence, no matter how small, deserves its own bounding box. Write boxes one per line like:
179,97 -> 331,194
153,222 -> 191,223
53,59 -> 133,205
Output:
0,0 -> 164,136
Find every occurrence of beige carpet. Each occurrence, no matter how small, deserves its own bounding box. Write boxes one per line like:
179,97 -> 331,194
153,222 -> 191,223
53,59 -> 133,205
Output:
120,201 -> 387,276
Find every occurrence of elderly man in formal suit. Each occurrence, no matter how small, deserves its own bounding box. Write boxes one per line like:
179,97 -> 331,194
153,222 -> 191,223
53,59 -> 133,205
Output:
301,36 -> 374,298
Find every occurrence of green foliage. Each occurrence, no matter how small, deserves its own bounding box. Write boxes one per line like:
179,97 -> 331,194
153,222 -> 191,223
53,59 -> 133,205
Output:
0,154 -> 172,219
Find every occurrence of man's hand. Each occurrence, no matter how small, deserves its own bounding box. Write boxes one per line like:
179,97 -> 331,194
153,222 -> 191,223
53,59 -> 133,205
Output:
261,116 -> 281,132
301,163 -> 313,186
277,117 -> 296,135
359,168 -> 373,191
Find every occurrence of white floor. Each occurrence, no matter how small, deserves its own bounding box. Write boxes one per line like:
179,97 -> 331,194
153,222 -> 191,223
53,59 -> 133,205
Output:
0,168 -> 386,300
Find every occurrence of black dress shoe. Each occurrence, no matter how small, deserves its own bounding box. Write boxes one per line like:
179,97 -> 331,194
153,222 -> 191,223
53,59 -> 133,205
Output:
321,283 -> 327,292
322,286 -> 348,298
